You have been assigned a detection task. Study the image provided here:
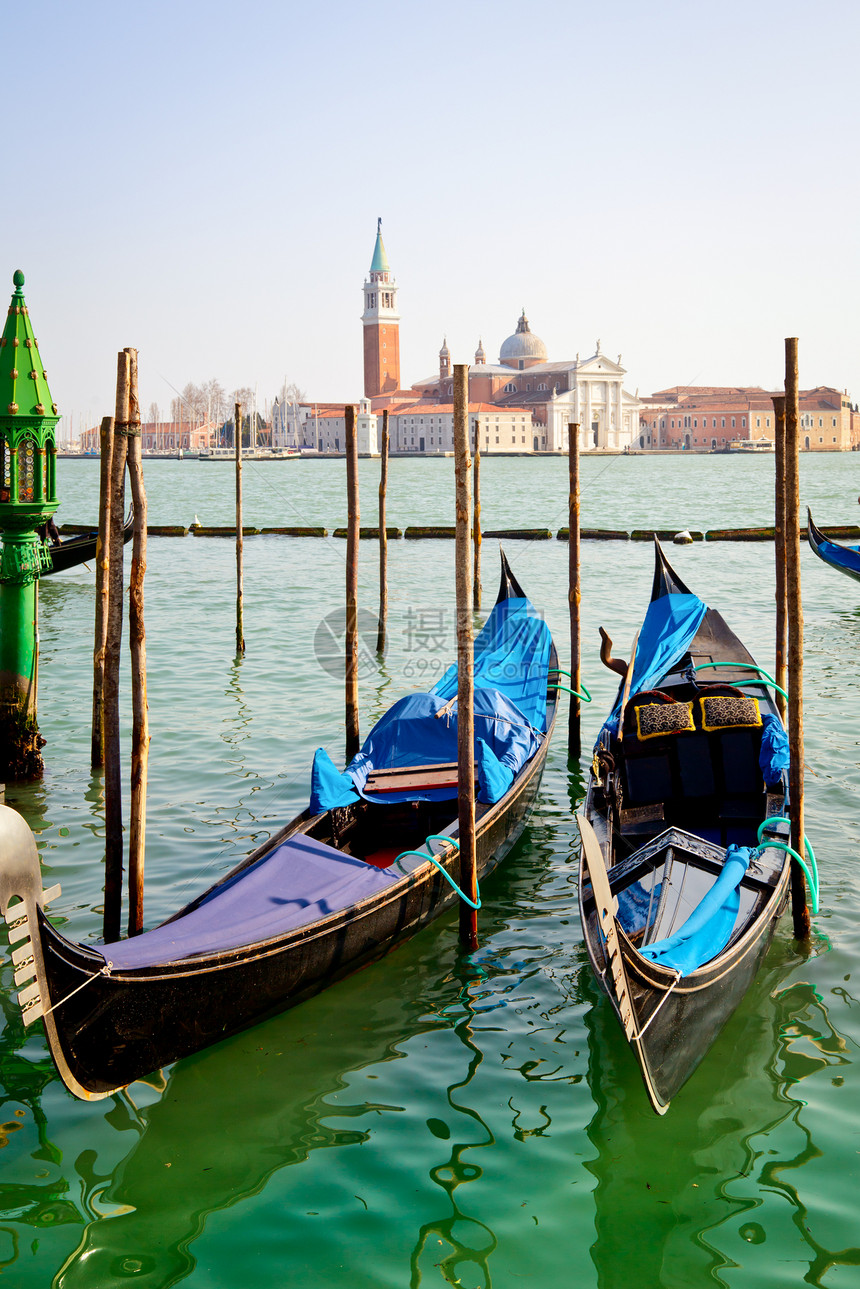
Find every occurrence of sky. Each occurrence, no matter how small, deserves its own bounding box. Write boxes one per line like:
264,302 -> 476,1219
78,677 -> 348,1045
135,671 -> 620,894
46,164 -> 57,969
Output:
4,0 -> 859,436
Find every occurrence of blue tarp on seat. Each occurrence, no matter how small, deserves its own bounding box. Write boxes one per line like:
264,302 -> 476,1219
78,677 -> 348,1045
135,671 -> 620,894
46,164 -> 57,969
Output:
599,592 -> 708,741
310,593 -> 551,812
637,844 -> 751,975
102,833 -> 400,969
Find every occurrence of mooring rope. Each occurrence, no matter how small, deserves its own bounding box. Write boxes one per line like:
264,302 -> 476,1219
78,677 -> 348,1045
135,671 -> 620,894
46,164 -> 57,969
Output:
38,960 -> 113,1021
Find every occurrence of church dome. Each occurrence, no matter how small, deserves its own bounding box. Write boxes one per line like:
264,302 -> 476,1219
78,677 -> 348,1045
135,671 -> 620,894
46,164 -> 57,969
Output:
499,310 -> 547,366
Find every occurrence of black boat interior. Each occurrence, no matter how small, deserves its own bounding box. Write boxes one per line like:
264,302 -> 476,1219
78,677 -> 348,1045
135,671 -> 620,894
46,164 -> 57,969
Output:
307,797 -> 462,869
609,681 -> 777,856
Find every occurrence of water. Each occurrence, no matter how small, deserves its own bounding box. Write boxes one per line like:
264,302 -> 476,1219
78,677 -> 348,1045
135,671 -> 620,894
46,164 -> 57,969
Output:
3,452 -> 860,1289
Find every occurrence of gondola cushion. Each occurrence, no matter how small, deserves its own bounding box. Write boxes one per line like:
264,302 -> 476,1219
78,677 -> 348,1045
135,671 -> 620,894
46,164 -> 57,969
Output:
699,695 -> 761,730
634,701 -> 695,740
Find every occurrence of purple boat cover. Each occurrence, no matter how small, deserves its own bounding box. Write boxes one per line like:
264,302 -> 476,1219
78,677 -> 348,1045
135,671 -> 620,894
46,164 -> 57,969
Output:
101,833 -> 400,970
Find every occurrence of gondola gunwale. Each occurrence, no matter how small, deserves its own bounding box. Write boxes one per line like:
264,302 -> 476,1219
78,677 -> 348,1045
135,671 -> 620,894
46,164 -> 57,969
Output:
579,539 -> 791,1112
3,551 -> 558,1099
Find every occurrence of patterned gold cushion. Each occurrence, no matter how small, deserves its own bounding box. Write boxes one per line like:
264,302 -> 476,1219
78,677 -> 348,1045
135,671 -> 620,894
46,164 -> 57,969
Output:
699,695 -> 761,730
634,701 -> 695,740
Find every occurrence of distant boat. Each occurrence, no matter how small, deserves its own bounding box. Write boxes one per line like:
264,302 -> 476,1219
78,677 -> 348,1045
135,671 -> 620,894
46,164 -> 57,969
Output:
198,446 -> 300,461
807,508 -> 860,582
725,439 -> 774,454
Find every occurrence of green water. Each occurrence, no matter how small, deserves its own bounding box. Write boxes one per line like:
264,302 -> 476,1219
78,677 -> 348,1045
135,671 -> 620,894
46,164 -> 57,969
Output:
2,453 -> 860,1288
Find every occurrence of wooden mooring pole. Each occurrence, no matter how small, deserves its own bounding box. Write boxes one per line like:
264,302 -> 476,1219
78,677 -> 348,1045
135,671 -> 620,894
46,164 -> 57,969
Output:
784,338 -> 810,939
103,350 -> 130,943
772,394 -> 788,721
473,415 -> 482,611
234,402 -> 245,656
91,414 -> 114,768
376,408 -> 389,654
345,404 -> 360,761
568,421 -> 582,758
453,365 -> 478,952
126,349 -> 149,937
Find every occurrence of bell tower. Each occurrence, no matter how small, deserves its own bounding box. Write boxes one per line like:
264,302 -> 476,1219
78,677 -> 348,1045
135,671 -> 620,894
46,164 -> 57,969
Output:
362,219 -> 400,398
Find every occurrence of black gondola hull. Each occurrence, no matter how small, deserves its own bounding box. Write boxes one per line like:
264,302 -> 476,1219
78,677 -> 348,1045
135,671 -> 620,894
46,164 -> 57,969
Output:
19,692 -> 554,1099
40,511 -> 133,576
579,539 -> 793,1112
807,508 -> 860,583
580,863 -> 789,1111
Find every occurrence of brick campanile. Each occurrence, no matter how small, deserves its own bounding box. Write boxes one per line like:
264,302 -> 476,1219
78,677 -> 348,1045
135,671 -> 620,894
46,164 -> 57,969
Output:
361,219 -> 400,398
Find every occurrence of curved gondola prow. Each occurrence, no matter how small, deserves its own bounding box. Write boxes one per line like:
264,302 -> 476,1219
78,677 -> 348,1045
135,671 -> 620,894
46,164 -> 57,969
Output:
0,806 -> 99,1101
807,507 -> 826,558
496,547 -> 527,604
651,537 -> 693,601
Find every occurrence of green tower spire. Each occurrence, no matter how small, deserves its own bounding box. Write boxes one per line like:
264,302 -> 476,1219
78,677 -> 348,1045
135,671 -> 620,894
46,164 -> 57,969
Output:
370,218 -> 390,274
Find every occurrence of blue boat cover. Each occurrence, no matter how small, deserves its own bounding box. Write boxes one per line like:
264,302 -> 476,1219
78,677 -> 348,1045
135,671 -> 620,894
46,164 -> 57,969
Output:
310,594 -> 552,812
637,844 -> 751,976
600,592 -> 707,740
759,712 -> 790,786
102,833 -> 400,969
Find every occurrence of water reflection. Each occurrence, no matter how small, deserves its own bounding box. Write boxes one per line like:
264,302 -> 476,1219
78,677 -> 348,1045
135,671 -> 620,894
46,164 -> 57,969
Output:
409,966 -> 497,1289
583,942 -> 859,1288
53,981 -> 450,1289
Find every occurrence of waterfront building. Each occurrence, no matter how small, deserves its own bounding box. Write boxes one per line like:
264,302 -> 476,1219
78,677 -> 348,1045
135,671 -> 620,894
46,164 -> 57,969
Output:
637,386 -> 860,451
78,420 -> 217,454
388,403 -> 535,454
304,400 -> 379,455
410,319 -> 640,453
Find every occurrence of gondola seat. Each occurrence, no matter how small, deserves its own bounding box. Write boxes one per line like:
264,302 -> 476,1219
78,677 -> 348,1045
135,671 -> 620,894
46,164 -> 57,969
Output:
619,686 -> 767,845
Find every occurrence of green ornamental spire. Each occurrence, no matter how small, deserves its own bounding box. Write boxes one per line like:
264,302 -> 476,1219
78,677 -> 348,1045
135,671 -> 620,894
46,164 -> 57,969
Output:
0,269 -> 62,778
0,270 -> 58,420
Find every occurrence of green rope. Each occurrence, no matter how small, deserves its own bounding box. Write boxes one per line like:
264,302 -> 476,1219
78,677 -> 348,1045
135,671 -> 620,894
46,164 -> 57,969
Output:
394,834 -> 481,910
756,817 -> 819,913
549,670 -> 592,702
692,661 -> 789,703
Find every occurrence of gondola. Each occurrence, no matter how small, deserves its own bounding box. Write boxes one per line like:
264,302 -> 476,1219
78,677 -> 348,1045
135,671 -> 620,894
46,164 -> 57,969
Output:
0,553 -> 557,1100
578,540 -> 793,1113
39,507 -> 133,576
807,508 -> 860,583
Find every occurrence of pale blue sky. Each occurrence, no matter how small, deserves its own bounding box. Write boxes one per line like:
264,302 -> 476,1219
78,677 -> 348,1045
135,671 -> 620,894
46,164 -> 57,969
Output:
4,0 -> 858,430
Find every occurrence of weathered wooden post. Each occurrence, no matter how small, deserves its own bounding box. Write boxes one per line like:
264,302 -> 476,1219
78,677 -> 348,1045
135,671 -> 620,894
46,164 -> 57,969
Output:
234,401 -> 245,656
473,414 -> 482,611
103,349 -> 131,942
568,421 -> 582,758
376,408 -> 389,654
91,414 -> 114,767
771,394 -> 788,721
345,404 -> 360,760
0,271 -> 60,780
784,338 -> 810,939
453,364 -> 478,951
126,349 -> 149,936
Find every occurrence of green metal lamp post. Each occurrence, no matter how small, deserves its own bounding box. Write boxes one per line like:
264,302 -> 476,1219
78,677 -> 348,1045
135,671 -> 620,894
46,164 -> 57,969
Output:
0,270 -> 60,778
